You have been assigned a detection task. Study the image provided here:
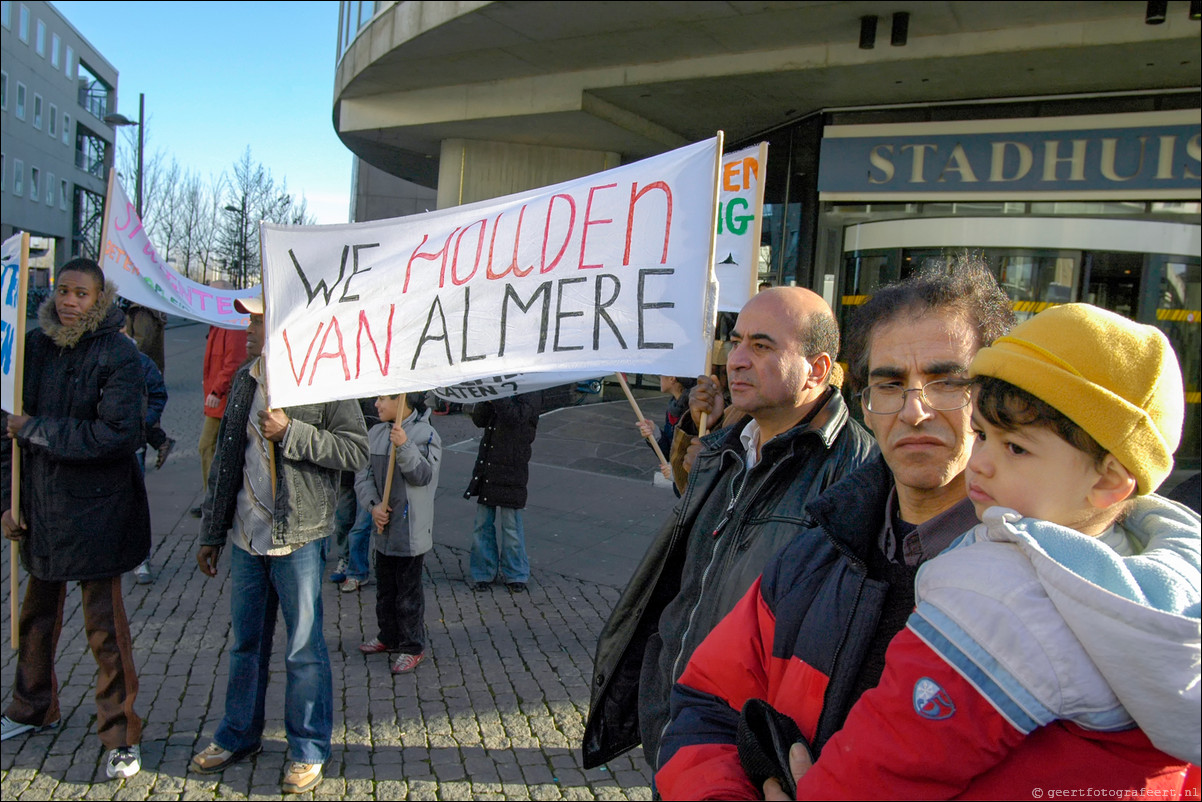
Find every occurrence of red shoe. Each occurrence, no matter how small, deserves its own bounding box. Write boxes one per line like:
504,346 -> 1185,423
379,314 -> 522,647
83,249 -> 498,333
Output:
391,652 -> 425,674
358,638 -> 393,655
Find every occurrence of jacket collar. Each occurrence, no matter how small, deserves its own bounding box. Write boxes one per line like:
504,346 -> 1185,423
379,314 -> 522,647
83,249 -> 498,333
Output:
37,280 -> 121,349
705,386 -> 853,459
807,452 -> 896,564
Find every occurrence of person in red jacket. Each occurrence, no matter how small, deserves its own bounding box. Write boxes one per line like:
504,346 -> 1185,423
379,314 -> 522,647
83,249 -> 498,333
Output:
191,280 -> 247,518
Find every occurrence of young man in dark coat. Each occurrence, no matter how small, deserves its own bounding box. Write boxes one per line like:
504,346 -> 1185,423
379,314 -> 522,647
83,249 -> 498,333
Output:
464,392 -> 539,593
1,258 -> 151,780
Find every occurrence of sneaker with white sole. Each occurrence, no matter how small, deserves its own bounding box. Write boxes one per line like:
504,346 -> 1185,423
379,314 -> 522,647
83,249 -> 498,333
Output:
106,744 -> 141,779
390,652 -> 425,674
133,561 -> 153,584
329,557 -> 348,583
281,761 -> 323,794
0,715 -> 59,741
339,577 -> 362,593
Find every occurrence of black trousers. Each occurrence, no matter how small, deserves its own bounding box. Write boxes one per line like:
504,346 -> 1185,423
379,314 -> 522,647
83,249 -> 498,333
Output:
375,552 -> 425,653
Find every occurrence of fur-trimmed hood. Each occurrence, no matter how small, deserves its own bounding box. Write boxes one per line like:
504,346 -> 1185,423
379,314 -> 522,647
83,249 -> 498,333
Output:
37,279 -> 123,348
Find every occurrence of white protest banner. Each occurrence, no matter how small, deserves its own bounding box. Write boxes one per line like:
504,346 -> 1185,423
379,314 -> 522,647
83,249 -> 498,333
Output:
432,371 -> 605,403
261,137 -> 721,408
98,171 -> 259,328
1,233 -> 30,415
715,143 -> 768,313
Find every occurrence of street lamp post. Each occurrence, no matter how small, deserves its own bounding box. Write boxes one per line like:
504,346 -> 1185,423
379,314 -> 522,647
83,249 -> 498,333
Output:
103,92 -> 144,217
223,200 -> 247,288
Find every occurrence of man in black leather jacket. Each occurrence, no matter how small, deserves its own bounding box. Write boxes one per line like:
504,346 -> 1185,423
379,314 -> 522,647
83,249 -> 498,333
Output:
584,287 -> 878,772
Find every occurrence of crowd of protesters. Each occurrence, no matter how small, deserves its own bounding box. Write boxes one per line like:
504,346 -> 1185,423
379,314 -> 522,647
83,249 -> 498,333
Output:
2,253 -> 1198,798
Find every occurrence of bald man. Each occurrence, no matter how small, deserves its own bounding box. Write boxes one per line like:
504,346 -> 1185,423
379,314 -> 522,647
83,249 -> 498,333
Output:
584,287 -> 878,772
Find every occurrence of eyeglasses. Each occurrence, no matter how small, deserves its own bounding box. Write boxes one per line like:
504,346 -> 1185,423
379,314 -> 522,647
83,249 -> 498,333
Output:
860,378 -> 972,415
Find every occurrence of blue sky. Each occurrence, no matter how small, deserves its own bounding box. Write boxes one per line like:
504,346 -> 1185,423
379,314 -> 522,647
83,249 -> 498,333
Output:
52,0 -> 351,224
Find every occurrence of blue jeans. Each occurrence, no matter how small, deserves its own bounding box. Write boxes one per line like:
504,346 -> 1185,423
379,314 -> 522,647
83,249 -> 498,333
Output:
214,540 -> 332,764
469,505 -> 529,583
344,505 -> 373,581
326,485 -> 357,567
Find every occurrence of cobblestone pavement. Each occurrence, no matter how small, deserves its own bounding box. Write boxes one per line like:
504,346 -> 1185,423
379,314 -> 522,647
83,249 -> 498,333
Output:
1,320 -> 667,800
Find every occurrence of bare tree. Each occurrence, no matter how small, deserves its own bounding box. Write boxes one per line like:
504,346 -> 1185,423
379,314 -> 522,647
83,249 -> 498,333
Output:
116,132 -> 319,289
217,148 -> 316,288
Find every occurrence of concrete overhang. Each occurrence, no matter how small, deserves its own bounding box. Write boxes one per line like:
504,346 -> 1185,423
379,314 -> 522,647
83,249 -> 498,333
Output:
333,1 -> 1202,185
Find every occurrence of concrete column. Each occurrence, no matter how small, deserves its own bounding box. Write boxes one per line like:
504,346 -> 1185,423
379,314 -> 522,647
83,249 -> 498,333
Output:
436,139 -> 620,209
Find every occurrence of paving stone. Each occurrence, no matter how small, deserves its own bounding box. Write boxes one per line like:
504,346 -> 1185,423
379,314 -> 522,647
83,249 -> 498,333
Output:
0,325 -> 658,801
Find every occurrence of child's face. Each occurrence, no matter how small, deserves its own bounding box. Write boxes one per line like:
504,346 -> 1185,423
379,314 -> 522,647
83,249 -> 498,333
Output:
375,395 -> 399,422
966,410 -> 1106,533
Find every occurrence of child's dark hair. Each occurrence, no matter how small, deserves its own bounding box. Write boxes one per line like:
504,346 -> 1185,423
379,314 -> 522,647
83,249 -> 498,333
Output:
383,392 -> 428,415
974,377 -> 1108,467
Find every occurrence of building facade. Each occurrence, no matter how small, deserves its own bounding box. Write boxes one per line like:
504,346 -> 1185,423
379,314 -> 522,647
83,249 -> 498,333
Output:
1,0 -> 117,276
332,1 -> 1200,466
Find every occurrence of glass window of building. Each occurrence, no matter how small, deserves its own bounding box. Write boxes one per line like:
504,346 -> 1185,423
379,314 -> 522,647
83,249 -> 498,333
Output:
60,178 -> 67,210
1,1 -> 10,30
62,112 -> 70,144
18,3 -> 27,42
76,61 -> 110,120
1,71 -> 6,110
51,32 -> 60,68
30,166 -> 39,202
33,92 -> 42,129
35,17 -> 43,55
15,81 -> 25,120
46,171 -> 54,206
65,45 -> 74,78
13,159 -> 23,196
49,103 -> 57,137
75,127 -> 107,179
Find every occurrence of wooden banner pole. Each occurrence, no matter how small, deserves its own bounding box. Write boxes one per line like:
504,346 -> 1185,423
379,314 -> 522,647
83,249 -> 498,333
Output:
10,232 -> 30,649
698,130 -> 726,439
378,394 -> 409,534
617,373 -> 670,473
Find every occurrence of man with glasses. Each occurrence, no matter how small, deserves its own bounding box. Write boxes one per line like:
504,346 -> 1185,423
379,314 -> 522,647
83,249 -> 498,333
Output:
585,287 -> 877,773
655,257 -> 1015,798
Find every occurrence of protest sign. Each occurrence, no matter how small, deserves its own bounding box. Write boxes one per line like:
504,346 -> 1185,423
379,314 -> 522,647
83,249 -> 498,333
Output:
1,233 -> 30,415
98,172 -> 258,328
260,137 -> 721,408
431,371 -> 605,403
715,143 -> 768,313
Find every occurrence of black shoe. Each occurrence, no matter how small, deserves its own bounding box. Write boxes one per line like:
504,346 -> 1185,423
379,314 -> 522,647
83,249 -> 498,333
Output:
189,506 -> 203,518
472,582 -> 491,592
507,582 -> 527,593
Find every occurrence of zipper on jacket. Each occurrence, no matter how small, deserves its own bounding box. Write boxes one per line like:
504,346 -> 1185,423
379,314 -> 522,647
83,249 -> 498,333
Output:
659,449 -> 786,766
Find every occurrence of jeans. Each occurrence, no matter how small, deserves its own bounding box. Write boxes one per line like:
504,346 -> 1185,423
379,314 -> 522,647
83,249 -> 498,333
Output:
327,485 -> 357,566
469,504 -> 529,583
214,540 -> 332,764
344,505 -> 373,581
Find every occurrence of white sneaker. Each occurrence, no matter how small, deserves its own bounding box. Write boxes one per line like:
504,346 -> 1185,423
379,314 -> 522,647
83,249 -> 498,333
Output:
133,561 -> 153,584
0,715 -> 59,741
106,744 -> 141,779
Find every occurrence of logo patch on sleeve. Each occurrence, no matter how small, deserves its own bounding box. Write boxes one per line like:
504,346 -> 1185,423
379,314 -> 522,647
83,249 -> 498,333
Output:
913,677 -> 955,720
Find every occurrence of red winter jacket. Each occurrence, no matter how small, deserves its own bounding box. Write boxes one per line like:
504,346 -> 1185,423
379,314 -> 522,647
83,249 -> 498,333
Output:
202,326 -> 248,419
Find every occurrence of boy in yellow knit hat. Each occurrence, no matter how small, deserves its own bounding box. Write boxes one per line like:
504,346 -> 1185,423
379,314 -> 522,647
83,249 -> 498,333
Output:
764,303 -> 1200,800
